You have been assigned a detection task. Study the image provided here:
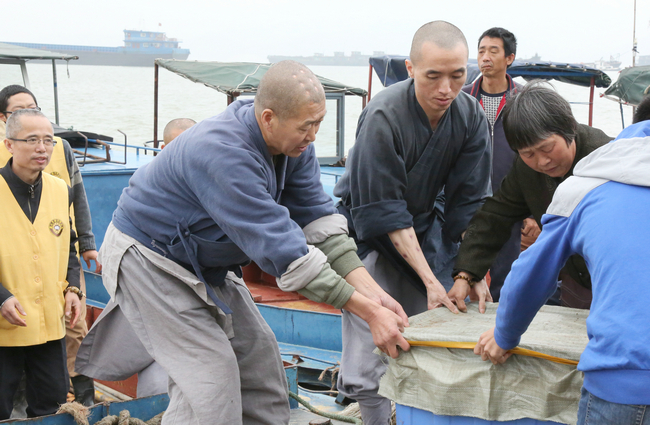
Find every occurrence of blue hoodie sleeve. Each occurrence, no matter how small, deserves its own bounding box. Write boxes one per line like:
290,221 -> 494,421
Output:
494,213 -> 576,349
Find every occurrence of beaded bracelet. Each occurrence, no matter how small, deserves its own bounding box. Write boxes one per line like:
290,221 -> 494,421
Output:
64,286 -> 85,300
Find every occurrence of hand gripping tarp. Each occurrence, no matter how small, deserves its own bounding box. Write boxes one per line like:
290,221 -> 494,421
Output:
379,304 -> 588,425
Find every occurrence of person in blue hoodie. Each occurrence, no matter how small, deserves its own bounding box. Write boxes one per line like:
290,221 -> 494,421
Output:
93,61 -> 410,425
474,120 -> 650,424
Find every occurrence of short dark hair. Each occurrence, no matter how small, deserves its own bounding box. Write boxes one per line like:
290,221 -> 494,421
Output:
0,85 -> 38,113
479,27 -> 517,61
502,81 -> 577,151
5,108 -> 50,139
633,94 -> 650,124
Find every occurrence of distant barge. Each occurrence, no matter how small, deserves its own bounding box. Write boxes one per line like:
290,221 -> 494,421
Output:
269,51 -> 389,66
3,30 -> 190,67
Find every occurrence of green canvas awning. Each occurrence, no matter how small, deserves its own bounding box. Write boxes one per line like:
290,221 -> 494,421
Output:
155,59 -> 367,97
602,65 -> 650,106
0,41 -> 78,61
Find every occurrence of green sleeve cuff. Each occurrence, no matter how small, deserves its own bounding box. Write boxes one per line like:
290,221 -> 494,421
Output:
297,262 -> 356,309
314,234 -> 364,278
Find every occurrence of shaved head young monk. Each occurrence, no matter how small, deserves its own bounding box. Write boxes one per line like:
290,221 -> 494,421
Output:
334,22 -> 492,424
76,60 -> 410,424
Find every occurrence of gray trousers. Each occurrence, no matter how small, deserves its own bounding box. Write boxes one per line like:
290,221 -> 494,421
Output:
116,246 -> 290,425
337,251 -> 429,425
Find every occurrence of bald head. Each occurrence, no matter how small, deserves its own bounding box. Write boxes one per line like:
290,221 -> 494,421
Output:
163,118 -> 196,145
255,60 -> 325,120
409,21 -> 468,65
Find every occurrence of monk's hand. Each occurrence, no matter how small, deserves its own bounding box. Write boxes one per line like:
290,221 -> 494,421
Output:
367,304 -> 410,359
474,327 -> 512,365
425,278 -> 458,313
375,290 -> 409,327
342,291 -> 410,359
64,291 -> 81,328
1,297 -> 27,327
343,268 -> 409,326
82,249 -> 102,274
468,279 -> 493,314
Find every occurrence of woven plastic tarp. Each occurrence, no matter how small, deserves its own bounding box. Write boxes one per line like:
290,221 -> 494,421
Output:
155,59 -> 367,97
379,304 -> 589,425
603,65 -> 650,106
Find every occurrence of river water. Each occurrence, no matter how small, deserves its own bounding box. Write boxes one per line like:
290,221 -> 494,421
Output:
0,63 -> 634,157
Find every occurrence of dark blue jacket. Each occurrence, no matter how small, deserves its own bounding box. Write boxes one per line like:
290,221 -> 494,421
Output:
462,74 -> 521,193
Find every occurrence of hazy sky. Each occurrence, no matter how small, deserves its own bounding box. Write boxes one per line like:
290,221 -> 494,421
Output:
2,0 -> 648,66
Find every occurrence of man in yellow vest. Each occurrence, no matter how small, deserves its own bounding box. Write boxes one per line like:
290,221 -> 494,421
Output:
0,108 -> 82,419
0,85 -> 98,407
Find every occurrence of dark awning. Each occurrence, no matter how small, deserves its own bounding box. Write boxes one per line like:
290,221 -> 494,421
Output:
369,56 -> 611,89
369,55 -> 481,87
507,61 -> 611,88
155,59 -> 367,97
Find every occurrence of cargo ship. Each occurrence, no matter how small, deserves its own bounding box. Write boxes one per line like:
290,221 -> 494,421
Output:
3,30 -> 190,67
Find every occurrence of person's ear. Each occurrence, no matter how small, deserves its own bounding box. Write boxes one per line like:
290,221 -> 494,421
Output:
260,109 -> 277,132
405,59 -> 415,79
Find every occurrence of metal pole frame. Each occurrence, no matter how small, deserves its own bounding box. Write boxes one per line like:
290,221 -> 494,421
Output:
367,64 -> 373,103
588,76 -> 595,127
154,63 -> 159,149
52,59 -> 60,125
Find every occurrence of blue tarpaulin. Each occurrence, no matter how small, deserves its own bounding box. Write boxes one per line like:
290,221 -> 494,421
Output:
370,56 -> 611,89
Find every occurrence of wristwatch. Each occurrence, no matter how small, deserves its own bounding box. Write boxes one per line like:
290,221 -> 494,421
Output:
64,286 -> 85,300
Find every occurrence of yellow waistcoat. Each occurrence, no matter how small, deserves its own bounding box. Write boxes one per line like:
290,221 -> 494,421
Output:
1,136 -> 79,253
0,173 -> 70,346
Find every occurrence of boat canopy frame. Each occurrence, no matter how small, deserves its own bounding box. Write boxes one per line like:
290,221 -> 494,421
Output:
153,59 -> 368,164
367,56 -> 612,126
0,42 -> 78,125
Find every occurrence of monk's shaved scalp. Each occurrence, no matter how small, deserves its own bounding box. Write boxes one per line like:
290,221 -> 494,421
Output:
255,60 -> 325,119
409,21 -> 469,65
163,118 -> 196,143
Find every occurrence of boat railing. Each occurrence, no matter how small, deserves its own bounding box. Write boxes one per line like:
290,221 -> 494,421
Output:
319,170 -> 343,184
73,130 -> 161,166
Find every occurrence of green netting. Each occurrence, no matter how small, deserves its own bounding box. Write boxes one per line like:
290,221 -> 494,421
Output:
603,65 -> 650,105
155,59 -> 367,97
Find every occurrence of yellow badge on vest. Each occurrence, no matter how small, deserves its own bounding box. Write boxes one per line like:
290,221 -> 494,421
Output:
49,171 -> 62,179
49,219 -> 64,236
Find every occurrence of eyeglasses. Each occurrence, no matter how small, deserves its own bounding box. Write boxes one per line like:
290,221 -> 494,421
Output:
2,106 -> 42,115
7,137 -> 57,147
